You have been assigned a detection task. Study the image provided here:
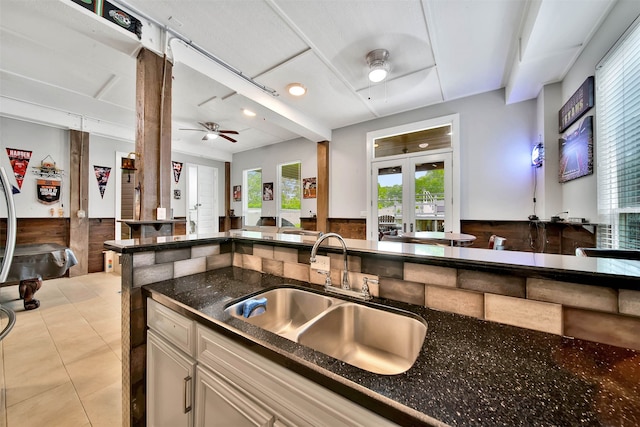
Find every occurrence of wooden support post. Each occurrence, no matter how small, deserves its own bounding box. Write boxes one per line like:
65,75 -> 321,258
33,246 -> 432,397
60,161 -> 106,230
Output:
68,130 -> 89,277
317,141 -> 329,233
225,162 -> 231,231
135,48 -> 172,221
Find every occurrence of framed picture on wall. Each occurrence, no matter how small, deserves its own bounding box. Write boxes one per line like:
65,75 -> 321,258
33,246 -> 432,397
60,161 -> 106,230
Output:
262,182 -> 273,201
303,177 -> 316,199
559,115 -> 593,183
233,185 -> 241,201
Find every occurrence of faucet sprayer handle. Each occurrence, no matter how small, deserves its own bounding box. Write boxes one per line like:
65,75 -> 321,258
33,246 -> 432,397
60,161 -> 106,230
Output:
317,270 -> 332,288
362,277 -> 378,299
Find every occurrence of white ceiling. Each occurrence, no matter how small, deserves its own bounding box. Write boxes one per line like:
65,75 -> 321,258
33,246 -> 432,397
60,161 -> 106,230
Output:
0,0 -> 616,162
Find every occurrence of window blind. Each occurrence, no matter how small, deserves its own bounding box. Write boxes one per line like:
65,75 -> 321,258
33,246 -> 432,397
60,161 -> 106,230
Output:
595,16 -> 640,249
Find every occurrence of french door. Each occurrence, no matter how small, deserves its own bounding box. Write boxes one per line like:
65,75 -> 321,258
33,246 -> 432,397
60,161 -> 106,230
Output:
370,153 -> 452,240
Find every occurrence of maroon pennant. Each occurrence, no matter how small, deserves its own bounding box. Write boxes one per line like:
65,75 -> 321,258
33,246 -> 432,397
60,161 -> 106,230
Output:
6,148 -> 32,190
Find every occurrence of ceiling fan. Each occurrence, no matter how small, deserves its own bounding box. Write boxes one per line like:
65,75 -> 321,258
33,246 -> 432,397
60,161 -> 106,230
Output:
179,122 -> 239,143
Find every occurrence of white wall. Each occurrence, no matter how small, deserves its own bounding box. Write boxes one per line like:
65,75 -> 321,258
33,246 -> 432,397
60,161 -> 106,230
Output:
232,138 -> 317,222
557,0 -> 640,222
232,90 -> 537,222
330,89 -> 537,220
89,134 -> 134,218
0,117 -> 70,218
2,116 -> 227,220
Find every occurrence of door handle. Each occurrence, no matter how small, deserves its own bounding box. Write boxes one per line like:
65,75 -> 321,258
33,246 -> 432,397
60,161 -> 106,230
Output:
403,223 -> 406,232
410,223 -> 414,232
183,375 -> 192,413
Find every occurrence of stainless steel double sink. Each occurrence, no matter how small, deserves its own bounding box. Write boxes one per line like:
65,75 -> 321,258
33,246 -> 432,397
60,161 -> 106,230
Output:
225,286 -> 427,375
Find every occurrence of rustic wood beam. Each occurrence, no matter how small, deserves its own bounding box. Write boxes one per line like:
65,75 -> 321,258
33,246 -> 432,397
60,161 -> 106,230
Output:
135,48 -> 172,220
68,130 -> 89,277
316,141 -> 329,233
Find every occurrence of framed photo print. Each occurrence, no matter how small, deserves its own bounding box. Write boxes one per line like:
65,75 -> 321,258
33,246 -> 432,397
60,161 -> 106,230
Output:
233,185 -> 242,201
303,177 -> 316,199
263,182 -> 273,201
559,115 -> 593,183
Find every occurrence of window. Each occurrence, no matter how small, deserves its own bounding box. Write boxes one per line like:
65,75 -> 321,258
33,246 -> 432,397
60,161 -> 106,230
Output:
243,168 -> 262,227
596,17 -> 640,249
278,161 -> 301,227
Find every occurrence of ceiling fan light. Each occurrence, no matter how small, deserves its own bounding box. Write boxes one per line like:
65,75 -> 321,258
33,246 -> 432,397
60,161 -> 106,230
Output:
366,49 -> 390,83
287,83 -> 307,96
205,132 -> 218,140
368,62 -> 388,83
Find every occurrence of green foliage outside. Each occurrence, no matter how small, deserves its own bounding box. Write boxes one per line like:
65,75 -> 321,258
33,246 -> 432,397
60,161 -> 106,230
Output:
281,176 -> 301,210
378,170 -> 445,209
247,170 -> 262,209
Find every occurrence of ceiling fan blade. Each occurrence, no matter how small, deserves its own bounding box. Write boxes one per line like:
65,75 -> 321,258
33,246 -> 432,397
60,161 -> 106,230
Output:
218,130 -> 239,135
219,133 -> 237,143
179,128 -> 206,132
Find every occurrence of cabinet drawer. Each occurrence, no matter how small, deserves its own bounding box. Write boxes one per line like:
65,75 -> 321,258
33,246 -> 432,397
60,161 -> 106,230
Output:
148,299 -> 196,357
196,325 -> 397,427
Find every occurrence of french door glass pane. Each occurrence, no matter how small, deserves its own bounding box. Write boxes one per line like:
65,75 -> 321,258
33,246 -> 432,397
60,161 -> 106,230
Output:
414,161 -> 445,232
377,165 -> 402,236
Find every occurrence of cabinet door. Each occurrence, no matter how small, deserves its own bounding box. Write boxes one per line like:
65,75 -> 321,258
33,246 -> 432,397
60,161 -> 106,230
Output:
148,330 -> 195,427
195,366 -> 274,427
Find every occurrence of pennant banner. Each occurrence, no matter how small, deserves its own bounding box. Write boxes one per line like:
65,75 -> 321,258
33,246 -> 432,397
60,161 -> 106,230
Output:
37,180 -> 62,204
6,148 -> 32,190
172,161 -> 183,184
94,165 -> 112,199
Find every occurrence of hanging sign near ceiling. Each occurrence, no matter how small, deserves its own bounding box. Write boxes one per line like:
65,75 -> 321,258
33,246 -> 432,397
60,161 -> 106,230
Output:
558,76 -> 594,133
5,148 -> 32,190
69,0 -> 142,39
36,180 -> 62,204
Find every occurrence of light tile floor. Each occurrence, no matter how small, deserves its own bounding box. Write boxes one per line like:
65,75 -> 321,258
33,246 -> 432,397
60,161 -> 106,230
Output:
0,273 -> 122,427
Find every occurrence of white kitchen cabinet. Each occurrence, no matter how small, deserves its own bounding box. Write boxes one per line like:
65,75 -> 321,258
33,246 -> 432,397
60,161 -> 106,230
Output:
146,298 -> 396,427
147,330 -> 196,427
147,299 -> 197,427
195,365 -> 275,427
196,324 -> 397,427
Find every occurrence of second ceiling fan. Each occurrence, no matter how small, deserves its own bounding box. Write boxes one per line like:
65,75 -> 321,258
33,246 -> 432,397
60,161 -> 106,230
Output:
180,122 -> 239,143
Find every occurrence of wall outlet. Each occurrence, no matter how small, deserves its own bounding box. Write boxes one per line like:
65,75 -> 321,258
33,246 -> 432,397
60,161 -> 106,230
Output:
310,255 -> 331,271
156,207 -> 166,220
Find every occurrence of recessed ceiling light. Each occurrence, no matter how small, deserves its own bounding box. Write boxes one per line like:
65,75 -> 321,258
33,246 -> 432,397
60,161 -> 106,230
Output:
418,143 -> 429,148
243,108 -> 256,117
287,83 -> 307,96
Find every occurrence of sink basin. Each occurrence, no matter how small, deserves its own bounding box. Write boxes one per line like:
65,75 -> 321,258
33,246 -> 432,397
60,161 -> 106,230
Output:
225,286 -> 427,375
297,303 -> 427,375
226,287 -> 338,340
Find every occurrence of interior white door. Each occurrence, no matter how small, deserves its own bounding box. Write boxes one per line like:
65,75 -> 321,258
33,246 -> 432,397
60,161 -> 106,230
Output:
186,164 -> 218,235
196,165 -> 217,234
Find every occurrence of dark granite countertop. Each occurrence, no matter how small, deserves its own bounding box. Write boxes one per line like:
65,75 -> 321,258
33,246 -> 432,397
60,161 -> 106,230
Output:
143,267 -> 640,427
105,231 -> 640,290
